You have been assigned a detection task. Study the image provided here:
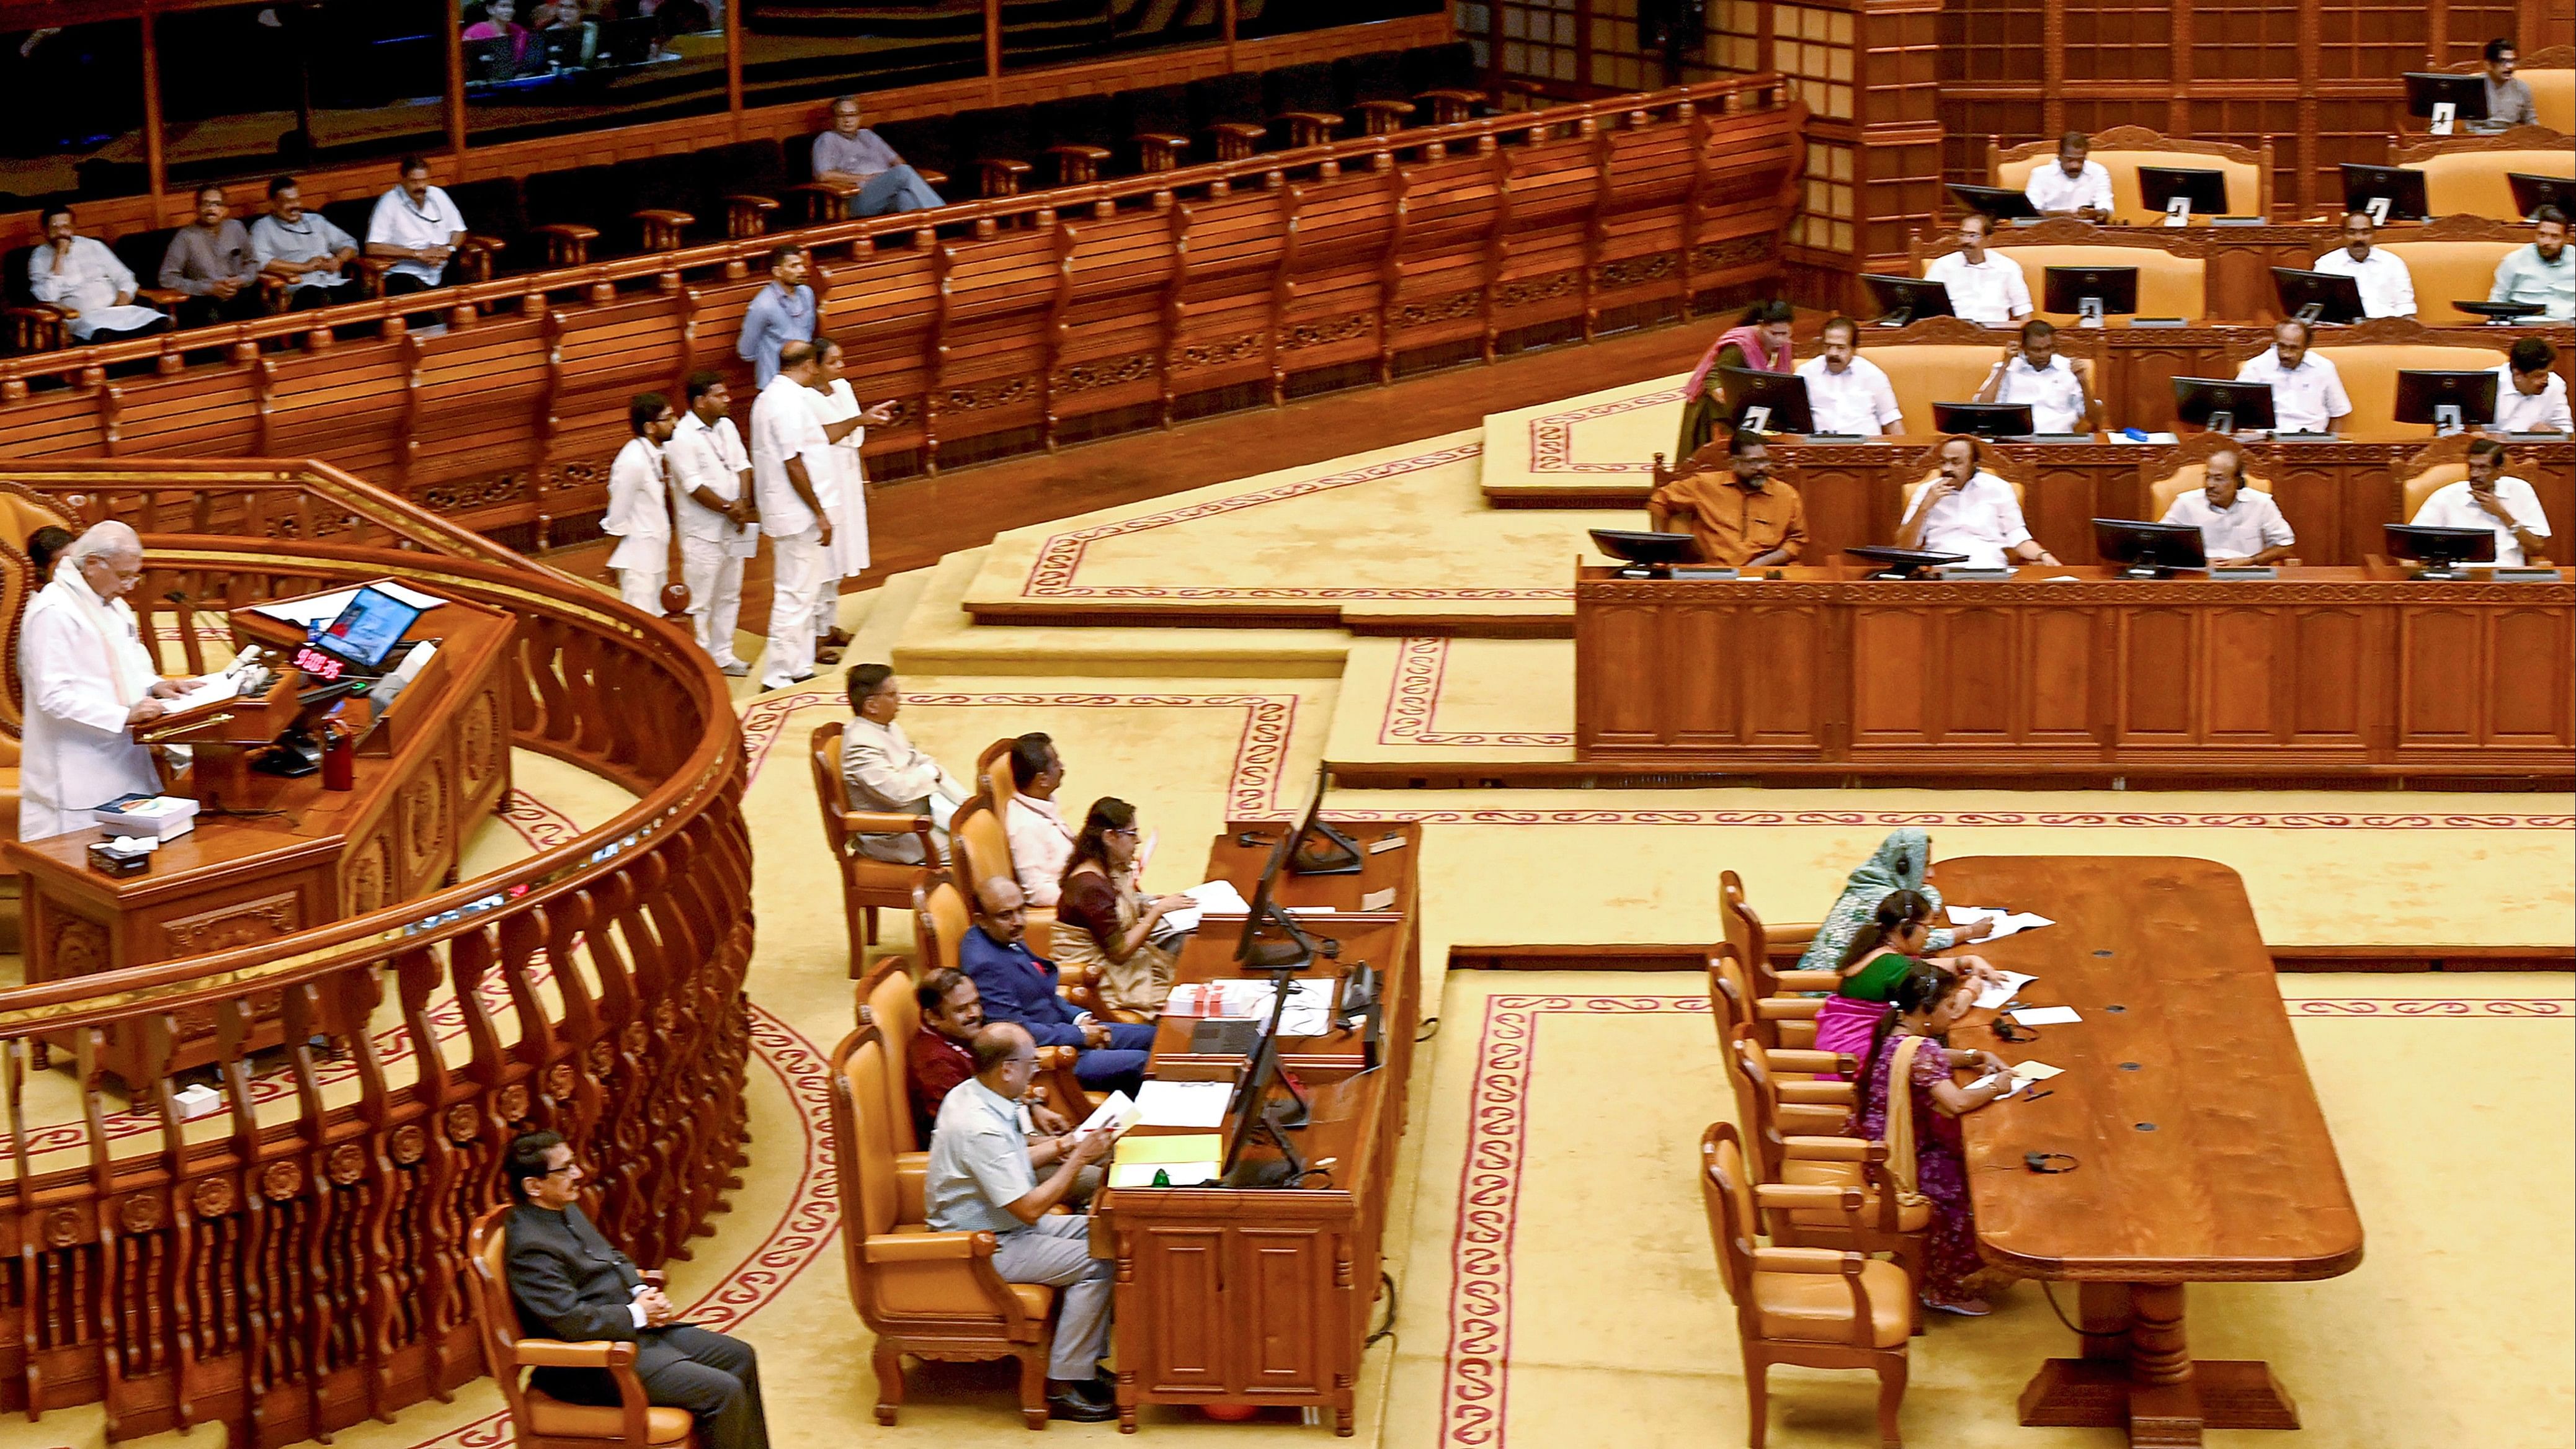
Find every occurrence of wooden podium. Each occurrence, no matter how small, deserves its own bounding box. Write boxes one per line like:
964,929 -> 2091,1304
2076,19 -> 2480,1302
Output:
1,585 -> 518,1087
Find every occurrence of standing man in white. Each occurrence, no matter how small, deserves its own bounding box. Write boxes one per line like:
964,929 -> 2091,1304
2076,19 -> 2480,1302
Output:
603,393 -> 679,614
17,522 -> 202,840
805,337 -> 896,658
751,341 -> 836,690
668,371 -> 756,675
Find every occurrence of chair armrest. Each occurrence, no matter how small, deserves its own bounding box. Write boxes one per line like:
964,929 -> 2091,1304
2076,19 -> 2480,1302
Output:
631,208 -> 698,251
1133,132 -> 1189,172
1754,1182 -> 1863,1213
1417,87 -> 1485,125
1047,143 -> 1112,164
842,811 -> 935,837
1754,997 -> 1822,1021
1751,1246 -> 1861,1274
1035,1045 -> 1077,1069
514,1337 -> 638,1369
1782,1135 -> 1879,1162
134,287 -> 185,311
1776,1081 -> 1856,1107
1274,112 -> 1342,148
1766,923 -> 1822,948
782,181 -> 857,225
1205,122 -> 1267,161
1770,969 -> 1838,993
1778,1102 -> 1852,1136
864,1230 -> 995,1264
530,223 -> 598,269
973,158 -> 1032,196
724,193 -> 780,239
1763,1048 -> 1855,1075
1352,99 -> 1416,135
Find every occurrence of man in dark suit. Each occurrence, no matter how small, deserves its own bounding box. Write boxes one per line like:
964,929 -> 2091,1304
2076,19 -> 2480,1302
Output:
958,875 -> 1153,1095
502,1131 -> 770,1449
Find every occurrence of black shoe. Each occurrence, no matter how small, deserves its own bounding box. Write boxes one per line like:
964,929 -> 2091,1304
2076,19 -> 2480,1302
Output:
1046,1387 -> 1117,1423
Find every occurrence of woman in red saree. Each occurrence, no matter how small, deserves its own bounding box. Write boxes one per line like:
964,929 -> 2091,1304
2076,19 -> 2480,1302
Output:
1675,299 -> 1795,457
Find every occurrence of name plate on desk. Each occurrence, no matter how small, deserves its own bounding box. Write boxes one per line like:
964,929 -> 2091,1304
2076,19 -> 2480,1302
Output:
2030,433 -> 2092,444
1801,433 -> 1868,444
2129,317 -> 2188,327
2209,566 -> 2280,579
1935,566 -> 2016,581
2490,568 -> 2561,582
1669,566 -> 1740,580
2272,432 -> 2337,442
2212,216 -> 2265,226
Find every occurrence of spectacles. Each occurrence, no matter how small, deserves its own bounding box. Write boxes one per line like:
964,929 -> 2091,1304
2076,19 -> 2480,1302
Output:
541,1162 -> 581,1178
1107,826 -> 1139,838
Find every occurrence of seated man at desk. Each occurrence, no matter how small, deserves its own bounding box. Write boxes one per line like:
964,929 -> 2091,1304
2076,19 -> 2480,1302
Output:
1896,437 -> 2060,568
959,875 -> 1154,1094
2022,132 -> 2113,222
924,1022 -> 1118,1423
1922,213 -> 2031,327
2157,448 -> 2296,566
2492,338 -> 2573,434
1004,732 -> 1075,907
2489,207 -> 2572,323
2472,37 -> 2539,132
842,664 -> 967,865
17,522 -> 206,840
2235,321 -> 2352,435
2310,212 -> 2416,320
2410,438 -> 2553,566
1646,431 -> 1807,568
1793,317 -> 1904,437
1972,319 -> 2098,434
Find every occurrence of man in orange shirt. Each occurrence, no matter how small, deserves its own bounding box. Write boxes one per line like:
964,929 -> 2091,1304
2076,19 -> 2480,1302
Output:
1646,430 -> 1807,568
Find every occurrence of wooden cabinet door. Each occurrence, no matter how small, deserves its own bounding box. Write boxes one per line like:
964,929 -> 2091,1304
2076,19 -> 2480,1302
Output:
1127,1226 -> 1230,1395
1229,1227 -> 1335,1399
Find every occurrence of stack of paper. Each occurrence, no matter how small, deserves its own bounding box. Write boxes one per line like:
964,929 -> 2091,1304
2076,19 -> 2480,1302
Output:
1135,1079 -> 1231,1128
1077,1090 -> 1143,1137
1109,1133 -> 1224,1187
1159,878 -> 1250,935
1947,905 -> 2057,942
1164,978 -> 1332,1035
1973,971 -> 2037,1011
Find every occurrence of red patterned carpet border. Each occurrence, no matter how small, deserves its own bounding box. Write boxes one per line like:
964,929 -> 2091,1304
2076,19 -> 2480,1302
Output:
1378,638 -> 1574,747
1433,991 -> 2569,1447
1522,387 -> 1680,475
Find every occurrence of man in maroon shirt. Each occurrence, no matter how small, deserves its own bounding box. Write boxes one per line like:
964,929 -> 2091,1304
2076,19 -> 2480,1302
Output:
908,968 -> 1078,1145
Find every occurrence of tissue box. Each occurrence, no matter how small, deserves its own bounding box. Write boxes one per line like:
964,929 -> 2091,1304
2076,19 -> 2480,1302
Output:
92,793 -> 198,840
174,1084 -> 224,1120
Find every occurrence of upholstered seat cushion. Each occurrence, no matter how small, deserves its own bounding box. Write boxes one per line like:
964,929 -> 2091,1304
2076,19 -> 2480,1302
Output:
1870,345 -> 2013,435
2381,240 -> 2526,325
2410,148 -> 2576,222
523,1390 -> 695,1443
1778,1157 -> 1933,1232
1997,149 -> 2264,226
1752,1258 -> 1913,1348
2311,342 -> 2508,440
1995,244 -> 2205,323
2532,72 -> 2574,133
896,1149 -> 928,1226
1775,1102 -> 1852,1136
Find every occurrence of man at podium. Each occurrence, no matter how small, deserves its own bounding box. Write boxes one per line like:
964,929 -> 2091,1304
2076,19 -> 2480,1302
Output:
16,522 -> 202,840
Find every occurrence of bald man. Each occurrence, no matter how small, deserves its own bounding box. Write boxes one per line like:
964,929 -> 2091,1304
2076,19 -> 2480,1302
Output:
18,521 -> 206,839
956,875 -> 1153,1094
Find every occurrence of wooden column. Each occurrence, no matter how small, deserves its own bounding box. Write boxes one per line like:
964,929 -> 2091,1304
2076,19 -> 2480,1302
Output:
1852,0 -> 1945,291
984,0 -> 1003,95
140,9 -> 165,215
726,5 -> 744,137
445,0 -> 470,158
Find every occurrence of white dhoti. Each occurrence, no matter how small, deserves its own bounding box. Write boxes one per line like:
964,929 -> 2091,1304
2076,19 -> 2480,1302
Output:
18,574 -> 174,840
613,565 -> 667,615
761,528 -> 826,689
679,533 -> 746,666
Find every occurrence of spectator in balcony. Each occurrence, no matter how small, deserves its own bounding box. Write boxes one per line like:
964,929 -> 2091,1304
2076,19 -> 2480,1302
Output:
18,522 -> 208,840
604,392 -> 679,613
2310,212 -> 2416,320
2488,205 -> 2571,323
1923,213 -> 2032,328
365,156 -> 470,296
1674,299 -> 1794,459
159,185 -> 264,328
2491,337 -> 2572,434
27,206 -> 169,344
463,0 -> 544,74
251,176 -> 361,311
2473,38 -> 2538,132
2023,131 -> 2113,222
812,96 -> 945,216
667,370 -> 755,674
736,244 -> 815,389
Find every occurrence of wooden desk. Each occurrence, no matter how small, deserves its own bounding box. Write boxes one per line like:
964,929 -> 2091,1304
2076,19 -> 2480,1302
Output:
1936,855 -> 2363,1446
1094,821 -> 1420,1435
1573,563 -> 2576,782
1,589 -> 517,1086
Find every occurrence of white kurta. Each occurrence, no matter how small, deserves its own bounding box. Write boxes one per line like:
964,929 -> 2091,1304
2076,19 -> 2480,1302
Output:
17,574 -> 166,840
749,375 -> 831,537
602,436 -> 671,572
808,378 -> 873,576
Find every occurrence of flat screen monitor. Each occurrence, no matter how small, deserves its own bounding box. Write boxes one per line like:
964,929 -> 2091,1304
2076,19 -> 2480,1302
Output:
1946,183 -> 2040,221
2271,267 -> 2368,326
1717,364 -> 1814,434
2508,173 -> 2576,221
2094,518 -> 2208,576
2136,165 -> 2232,218
314,585 -> 425,671
1932,401 -> 2034,439
2403,71 -> 2489,121
2043,264 -> 2139,318
1860,273 -> 1953,326
2171,377 -> 2278,434
2384,523 -> 2497,578
1233,835 -> 1322,971
2339,163 -> 2431,223
2454,300 -> 2546,322
1589,529 -> 1701,574
1285,760 -> 1362,876
1844,545 -> 1969,579
2394,370 -> 2499,430
1217,988 -> 1311,1187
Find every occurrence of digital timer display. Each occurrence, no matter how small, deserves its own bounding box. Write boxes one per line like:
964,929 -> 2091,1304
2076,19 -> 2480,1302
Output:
292,644 -> 346,682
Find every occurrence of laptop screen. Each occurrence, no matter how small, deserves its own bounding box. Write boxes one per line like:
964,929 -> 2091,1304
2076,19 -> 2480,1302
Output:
314,585 -> 425,670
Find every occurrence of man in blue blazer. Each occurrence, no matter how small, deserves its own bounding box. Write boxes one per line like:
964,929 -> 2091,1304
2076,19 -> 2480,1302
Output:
958,875 -> 1153,1095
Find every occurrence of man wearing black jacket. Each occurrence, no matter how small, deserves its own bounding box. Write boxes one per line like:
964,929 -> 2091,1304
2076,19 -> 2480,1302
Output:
502,1132 -> 770,1449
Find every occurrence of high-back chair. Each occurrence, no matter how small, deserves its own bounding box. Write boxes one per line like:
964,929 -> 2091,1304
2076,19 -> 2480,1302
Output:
829,1023 -> 1054,1429
1721,1019 -> 1927,1304
1706,940 -> 1821,1054
1714,979 -> 1855,1146
1987,126 -> 2272,225
2294,319 -> 2509,442
1700,1121 -> 1911,1449
464,1205 -> 699,1449
950,792 -> 1058,960
910,880 -> 1097,1118
810,721 -> 940,977
858,958 -> 934,1178
1718,870 -> 1831,1001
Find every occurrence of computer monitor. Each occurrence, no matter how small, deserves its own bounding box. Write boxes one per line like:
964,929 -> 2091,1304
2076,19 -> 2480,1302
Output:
1932,402 -> 2034,439
1946,183 -> 2040,222
2454,300 -> 2547,323
313,584 -> 426,671
2338,163 -> 2431,223
2403,71 -> 2489,122
1717,364 -> 1814,435
1218,986 -> 1313,1187
1860,273 -> 1953,326
1335,960 -> 1384,1072
2394,370 -> 2499,433
1285,760 -> 1362,876
1843,545 -> 1970,579
2093,518 -> 2208,577
1589,529 -> 1701,576
2134,165 -> 2232,220
2170,377 -> 2278,434
2384,523 -> 2497,579
1234,835 -> 1327,971
2042,264 -> 2139,320
2508,173 -> 2576,221
2271,267 -> 2368,326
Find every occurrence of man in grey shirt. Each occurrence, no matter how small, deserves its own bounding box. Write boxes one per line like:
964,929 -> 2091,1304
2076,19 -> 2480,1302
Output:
160,184 -> 264,327
923,1022 -> 1118,1423
249,176 -> 361,311
2474,38 -> 2539,131
812,95 -> 945,216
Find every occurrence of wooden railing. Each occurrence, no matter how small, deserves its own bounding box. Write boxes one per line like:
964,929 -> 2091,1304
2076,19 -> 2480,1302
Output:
0,466 -> 749,1448
0,75 -> 1802,540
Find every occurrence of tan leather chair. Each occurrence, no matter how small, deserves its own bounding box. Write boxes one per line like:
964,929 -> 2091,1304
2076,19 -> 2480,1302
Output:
829,1022 -> 1054,1429
1699,1120 -> 1910,1449
2309,337 -> 2508,442
811,721 -> 942,979
1719,870 -> 1827,994
2405,139 -> 2576,221
950,795 -> 1061,968
1709,943 -> 1822,1056
1990,128 -> 2270,226
2534,70 -> 2575,134
1869,344 -> 2017,440
2146,471 -> 2275,519
1715,996 -> 1856,1157
1993,242 -> 2206,324
977,736 -> 1018,813
2379,239 -> 2526,326
857,960 -> 934,1224
463,1205 -> 698,1449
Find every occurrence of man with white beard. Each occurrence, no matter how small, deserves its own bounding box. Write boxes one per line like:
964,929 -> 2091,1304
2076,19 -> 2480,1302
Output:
17,522 -> 204,839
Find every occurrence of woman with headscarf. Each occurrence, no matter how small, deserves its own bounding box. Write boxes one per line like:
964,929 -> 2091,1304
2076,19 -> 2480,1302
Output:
1795,828 -> 1993,976
1674,299 -> 1795,458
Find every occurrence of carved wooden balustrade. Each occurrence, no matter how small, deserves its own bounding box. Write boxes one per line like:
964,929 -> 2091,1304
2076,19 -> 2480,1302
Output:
0,75 -> 1803,542
0,465 -> 749,1448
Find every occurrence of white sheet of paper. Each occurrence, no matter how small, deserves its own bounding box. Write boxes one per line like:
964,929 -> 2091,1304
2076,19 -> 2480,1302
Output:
725,522 -> 761,559
2009,1060 -> 2064,1081
1974,971 -> 2037,1010
2010,1005 -> 2083,1027
1134,1080 -> 1232,1129
160,674 -> 242,713
246,581 -> 445,626
1946,906 -> 2056,941
1077,1090 -> 1139,1137
1161,878 -> 1250,935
